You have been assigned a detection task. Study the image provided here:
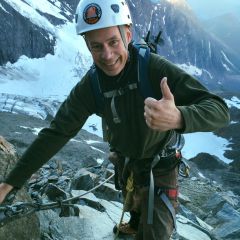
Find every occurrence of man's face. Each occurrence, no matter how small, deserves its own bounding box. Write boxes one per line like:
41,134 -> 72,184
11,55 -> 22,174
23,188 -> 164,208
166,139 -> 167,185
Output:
85,26 -> 132,76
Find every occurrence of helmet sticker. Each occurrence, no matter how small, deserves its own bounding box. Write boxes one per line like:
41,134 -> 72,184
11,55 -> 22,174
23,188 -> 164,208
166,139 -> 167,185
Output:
83,3 -> 102,25
111,4 -> 119,13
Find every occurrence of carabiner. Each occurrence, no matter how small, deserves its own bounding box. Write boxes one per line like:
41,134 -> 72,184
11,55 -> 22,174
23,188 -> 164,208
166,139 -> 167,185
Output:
179,158 -> 190,178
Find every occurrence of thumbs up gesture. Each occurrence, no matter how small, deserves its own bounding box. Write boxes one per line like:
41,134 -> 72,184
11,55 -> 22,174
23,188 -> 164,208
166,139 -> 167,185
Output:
144,77 -> 183,131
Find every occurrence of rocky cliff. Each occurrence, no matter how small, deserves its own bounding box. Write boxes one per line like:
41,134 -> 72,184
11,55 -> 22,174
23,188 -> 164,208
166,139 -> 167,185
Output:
0,115 -> 240,239
0,0 -> 240,91
0,136 -> 40,240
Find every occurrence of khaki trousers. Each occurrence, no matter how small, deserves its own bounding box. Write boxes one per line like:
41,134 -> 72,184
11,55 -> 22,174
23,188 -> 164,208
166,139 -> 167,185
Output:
124,166 -> 178,240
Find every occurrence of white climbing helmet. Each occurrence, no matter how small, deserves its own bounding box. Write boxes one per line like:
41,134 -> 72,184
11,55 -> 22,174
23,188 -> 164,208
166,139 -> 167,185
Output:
75,0 -> 132,35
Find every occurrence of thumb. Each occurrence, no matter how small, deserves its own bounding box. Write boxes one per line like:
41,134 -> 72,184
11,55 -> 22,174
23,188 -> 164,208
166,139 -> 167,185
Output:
160,77 -> 174,101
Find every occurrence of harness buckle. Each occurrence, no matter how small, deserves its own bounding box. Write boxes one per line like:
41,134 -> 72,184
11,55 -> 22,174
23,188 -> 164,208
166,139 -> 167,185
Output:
179,158 -> 190,178
117,88 -> 126,95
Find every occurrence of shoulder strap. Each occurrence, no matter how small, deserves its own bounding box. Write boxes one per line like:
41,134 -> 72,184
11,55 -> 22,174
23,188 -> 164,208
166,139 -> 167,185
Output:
133,42 -> 156,99
89,65 -> 104,115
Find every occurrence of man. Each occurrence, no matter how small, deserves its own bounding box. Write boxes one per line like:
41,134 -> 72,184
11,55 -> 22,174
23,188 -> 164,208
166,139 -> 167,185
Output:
0,0 -> 229,239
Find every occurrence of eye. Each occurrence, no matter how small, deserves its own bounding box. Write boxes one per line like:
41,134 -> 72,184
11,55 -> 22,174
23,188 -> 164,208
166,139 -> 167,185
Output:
110,39 -> 119,47
90,44 -> 102,52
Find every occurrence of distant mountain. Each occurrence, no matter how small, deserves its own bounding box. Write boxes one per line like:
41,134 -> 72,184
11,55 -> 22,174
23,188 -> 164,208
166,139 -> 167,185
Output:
128,0 -> 240,92
202,13 -> 240,56
0,0 -> 240,94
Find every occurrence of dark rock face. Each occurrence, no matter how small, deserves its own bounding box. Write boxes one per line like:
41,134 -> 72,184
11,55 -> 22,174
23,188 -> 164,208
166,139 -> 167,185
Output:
0,0 -> 56,65
1,0 -> 240,91
127,0 -> 240,92
0,0 -> 81,66
189,152 -> 240,196
189,153 -> 227,170
0,136 -> 40,240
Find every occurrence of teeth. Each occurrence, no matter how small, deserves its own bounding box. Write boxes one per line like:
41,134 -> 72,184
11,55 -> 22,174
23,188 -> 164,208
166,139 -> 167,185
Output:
106,59 -> 118,66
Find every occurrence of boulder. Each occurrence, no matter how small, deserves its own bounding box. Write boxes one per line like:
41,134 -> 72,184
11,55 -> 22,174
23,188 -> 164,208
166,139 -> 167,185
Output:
0,136 -> 40,240
189,153 -> 227,170
203,193 -> 240,239
71,168 -> 96,191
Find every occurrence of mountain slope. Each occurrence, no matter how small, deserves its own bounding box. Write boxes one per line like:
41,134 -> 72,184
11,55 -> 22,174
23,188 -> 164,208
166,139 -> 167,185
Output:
0,0 -> 240,94
202,13 -> 240,55
0,0 -> 92,100
128,0 -> 240,92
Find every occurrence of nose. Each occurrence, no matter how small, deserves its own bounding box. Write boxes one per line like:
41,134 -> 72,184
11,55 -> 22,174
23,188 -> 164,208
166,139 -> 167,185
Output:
100,45 -> 112,60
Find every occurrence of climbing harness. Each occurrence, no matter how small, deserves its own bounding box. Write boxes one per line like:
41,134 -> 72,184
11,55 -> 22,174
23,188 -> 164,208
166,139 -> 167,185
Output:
0,173 -> 115,228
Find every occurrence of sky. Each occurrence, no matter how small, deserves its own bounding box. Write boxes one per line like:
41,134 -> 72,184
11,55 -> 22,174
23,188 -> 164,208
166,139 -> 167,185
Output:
0,0 -> 239,165
151,0 -> 240,20
186,0 -> 240,20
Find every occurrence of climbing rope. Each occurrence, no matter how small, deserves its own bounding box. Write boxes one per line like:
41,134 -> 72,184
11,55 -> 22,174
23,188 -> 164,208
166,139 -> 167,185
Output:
0,173 -> 115,228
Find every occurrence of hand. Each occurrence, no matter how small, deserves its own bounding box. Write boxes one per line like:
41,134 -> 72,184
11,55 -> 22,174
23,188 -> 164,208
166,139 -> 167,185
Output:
0,182 -> 14,204
144,77 -> 183,131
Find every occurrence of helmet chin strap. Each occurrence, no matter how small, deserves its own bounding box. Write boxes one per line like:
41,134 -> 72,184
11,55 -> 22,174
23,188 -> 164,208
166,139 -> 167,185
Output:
118,25 -> 128,50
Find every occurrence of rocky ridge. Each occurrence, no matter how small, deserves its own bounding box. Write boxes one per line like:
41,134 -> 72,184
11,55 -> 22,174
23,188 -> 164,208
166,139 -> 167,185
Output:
0,111 -> 240,240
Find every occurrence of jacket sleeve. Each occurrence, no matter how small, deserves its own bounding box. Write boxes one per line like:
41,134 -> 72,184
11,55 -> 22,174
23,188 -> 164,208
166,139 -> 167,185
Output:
5,75 -> 96,188
149,54 -> 230,133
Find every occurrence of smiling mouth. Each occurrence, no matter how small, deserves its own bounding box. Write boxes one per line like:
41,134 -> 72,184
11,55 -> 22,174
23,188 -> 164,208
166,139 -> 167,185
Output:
104,58 -> 119,67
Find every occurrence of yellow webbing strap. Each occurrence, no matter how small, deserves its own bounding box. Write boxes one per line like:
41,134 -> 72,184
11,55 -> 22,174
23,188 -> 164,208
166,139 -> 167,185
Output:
114,172 -> 134,240
125,172 -> 134,193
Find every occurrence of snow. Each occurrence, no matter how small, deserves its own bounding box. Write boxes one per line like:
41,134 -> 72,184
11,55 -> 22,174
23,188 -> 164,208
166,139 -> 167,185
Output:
182,132 -> 232,164
148,9 -> 154,30
177,63 -> 202,77
97,158 -> 104,164
90,146 -> 105,154
163,15 -> 166,24
202,69 -> 213,79
22,0 -> 68,20
3,0 -> 56,34
85,140 -> 103,144
70,139 -> 82,143
19,126 -> 42,135
0,2 -> 10,13
208,41 -> 211,58
83,115 -> 102,137
221,50 -> 237,71
198,172 -> 206,178
221,50 -> 235,68
224,96 -> 240,109
222,62 -> 231,71
0,21 -> 91,101
77,116 -> 234,165
128,0 -> 135,8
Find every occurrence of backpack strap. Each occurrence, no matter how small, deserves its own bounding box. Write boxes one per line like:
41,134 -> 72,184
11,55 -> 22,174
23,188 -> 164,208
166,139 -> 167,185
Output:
89,43 -> 155,119
89,65 -> 138,122
89,65 -> 104,116
134,42 -> 156,99
103,83 -> 138,123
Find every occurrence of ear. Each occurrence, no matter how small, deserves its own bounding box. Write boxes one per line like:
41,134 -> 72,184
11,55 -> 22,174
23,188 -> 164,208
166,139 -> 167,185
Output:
125,26 -> 132,44
83,35 -> 91,51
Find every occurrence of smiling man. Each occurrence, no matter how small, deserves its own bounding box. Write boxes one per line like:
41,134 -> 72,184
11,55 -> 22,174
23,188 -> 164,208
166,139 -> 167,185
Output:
0,0 -> 230,239
85,26 -> 131,76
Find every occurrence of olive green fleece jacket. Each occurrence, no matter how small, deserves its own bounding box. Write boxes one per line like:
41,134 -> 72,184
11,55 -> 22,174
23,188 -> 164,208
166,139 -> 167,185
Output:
5,46 -> 230,188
